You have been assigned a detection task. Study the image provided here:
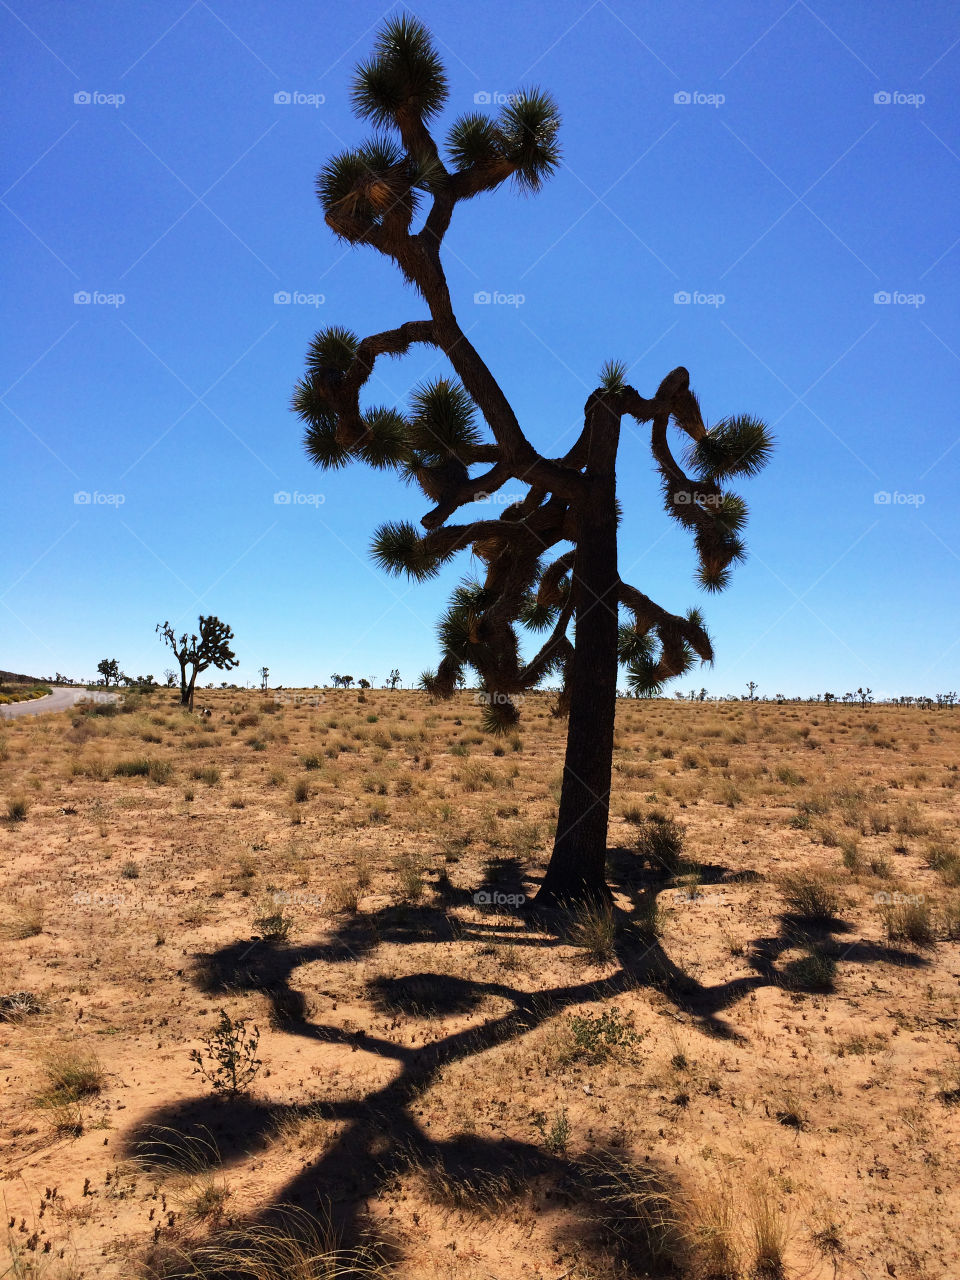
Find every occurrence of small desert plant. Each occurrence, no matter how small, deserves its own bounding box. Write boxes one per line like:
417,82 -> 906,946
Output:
0,991 -> 44,1022
192,765 -> 221,786
533,1106 -> 571,1154
579,1149 -> 680,1270
330,879 -> 360,914
114,757 -> 150,776
6,794 -> 30,821
682,1175 -> 742,1279
567,1006 -> 641,1062
148,757 -> 174,784
635,811 -> 685,874
782,944 -> 837,992
781,872 -> 840,924
141,1206 -> 387,1278
121,860 -> 140,879
881,898 -> 935,947
254,902 -> 294,941
748,1183 -> 789,1278
396,854 -> 425,902
568,900 -> 617,962
189,1009 -> 262,1096
1,897 -> 45,939
292,779 -> 310,803
36,1047 -> 105,1106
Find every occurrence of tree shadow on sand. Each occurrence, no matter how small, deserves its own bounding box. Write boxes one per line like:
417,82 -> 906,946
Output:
127,848 -> 931,1277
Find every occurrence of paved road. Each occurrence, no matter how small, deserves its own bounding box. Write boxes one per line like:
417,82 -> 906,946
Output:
0,687 -> 118,720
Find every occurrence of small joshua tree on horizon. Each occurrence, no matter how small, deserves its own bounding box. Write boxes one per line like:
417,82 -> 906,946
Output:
291,17 -> 772,906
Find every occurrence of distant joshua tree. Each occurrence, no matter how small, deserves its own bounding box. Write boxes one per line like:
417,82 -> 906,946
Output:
259,666 -> 270,692
746,681 -> 759,701
358,678 -> 371,689
97,658 -> 120,686
156,616 -> 238,711
290,18 -> 772,905
855,686 -> 873,708
386,668 -> 402,690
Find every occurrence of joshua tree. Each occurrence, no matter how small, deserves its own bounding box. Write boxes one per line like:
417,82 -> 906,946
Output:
97,658 -> 120,687
259,666 -> 270,692
156,616 -> 238,711
855,686 -> 873,708
386,668 -> 402,690
746,680 -> 759,701
358,677 -> 371,689
291,17 -> 771,906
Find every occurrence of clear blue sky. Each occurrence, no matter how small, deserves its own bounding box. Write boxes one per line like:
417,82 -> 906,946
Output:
3,0 -> 958,698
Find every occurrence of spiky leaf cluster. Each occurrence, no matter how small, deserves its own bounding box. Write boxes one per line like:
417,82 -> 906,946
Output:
446,89 -> 561,193
351,15 -> 450,127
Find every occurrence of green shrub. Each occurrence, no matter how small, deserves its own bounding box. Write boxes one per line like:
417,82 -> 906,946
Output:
189,1010 -> 262,1096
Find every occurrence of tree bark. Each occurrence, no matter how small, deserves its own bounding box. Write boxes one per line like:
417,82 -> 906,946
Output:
534,400 -> 622,909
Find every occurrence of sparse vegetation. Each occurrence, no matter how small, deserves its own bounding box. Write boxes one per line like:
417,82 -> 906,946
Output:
0,685 -> 957,1277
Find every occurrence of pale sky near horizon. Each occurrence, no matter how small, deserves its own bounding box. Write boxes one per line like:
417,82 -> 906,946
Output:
3,0 -> 958,698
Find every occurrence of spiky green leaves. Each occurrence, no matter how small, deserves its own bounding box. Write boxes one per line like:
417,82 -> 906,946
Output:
371,521 -> 449,581
356,407 -> 410,470
688,416 -> 773,480
306,327 -> 359,377
446,113 -> 502,169
599,359 -> 628,393
293,381 -> 351,470
479,696 -> 522,735
407,377 -> 484,463
445,90 -> 561,193
519,594 -> 559,633
499,90 -> 562,192
316,136 -> 430,242
351,16 -> 449,128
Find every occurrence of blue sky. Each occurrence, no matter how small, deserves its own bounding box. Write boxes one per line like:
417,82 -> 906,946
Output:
3,0 -> 958,697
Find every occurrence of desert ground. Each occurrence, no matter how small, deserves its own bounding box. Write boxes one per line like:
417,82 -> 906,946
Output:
1,688 -> 959,1279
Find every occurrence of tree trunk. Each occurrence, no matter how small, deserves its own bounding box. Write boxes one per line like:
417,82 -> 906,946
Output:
179,660 -> 191,708
535,401 -> 621,909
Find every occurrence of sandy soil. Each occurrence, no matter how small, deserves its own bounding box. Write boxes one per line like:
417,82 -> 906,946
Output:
1,689 -> 958,1279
